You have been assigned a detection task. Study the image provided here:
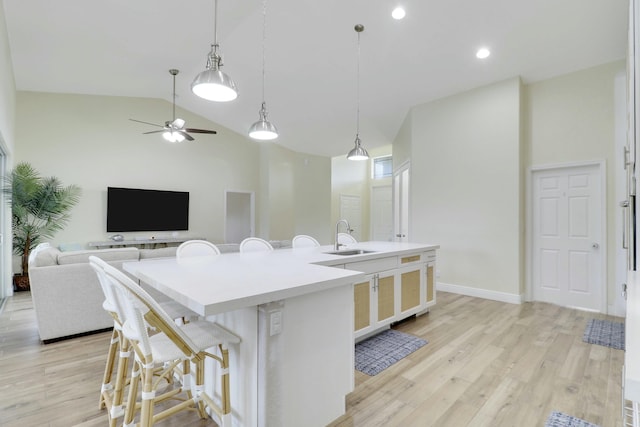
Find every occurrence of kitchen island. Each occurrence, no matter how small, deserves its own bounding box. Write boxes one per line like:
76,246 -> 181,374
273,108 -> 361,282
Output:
123,241 -> 438,427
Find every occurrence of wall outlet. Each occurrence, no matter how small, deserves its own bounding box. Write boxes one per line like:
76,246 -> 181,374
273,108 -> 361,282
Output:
270,311 -> 282,336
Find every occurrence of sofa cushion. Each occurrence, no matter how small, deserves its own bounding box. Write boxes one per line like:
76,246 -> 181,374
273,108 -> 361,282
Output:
57,247 -> 139,265
139,247 -> 177,259
32,247 -> 62,267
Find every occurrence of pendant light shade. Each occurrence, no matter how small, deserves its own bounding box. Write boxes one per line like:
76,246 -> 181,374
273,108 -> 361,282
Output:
249,0 -> 278,140
249,102 -> 278,140
347,24 -> 369,161
347,135 -> 369,160
192,0 -> 238,102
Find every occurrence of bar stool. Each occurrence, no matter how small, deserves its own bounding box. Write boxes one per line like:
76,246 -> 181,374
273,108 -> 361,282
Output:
239,237 -> 274,252
292,235 -> 320,248
92,256 -> 241,427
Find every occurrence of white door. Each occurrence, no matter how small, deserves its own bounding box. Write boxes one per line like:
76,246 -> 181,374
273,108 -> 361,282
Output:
393,162 -> 410,242
371,185 -> 393,241
225,191 -> 255,243
339,194 -> 362,240
532,164 -> 604,311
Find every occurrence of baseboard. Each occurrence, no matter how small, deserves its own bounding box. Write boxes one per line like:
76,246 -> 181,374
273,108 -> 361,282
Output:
437,282 -> 523,305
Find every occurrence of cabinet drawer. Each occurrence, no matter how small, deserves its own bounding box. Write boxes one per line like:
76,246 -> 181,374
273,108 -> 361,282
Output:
400,254 -> 422,264
346,257 -> 397,274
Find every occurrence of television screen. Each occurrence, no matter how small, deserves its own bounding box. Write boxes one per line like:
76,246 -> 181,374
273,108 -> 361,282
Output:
107,187 -> 189,232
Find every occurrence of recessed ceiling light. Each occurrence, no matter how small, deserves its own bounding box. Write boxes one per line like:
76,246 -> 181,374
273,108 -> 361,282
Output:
476,48 -> 491,59
392,7 -> 406,20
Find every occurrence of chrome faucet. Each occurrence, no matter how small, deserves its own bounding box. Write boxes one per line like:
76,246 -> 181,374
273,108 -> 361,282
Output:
335,219 -> 351,250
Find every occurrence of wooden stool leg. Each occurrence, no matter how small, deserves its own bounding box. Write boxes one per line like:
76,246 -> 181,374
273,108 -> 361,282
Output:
140,355 -> 155,427
109,336 -> 130,424
220,345 -> 231,416
124,358 -> 141,427
99,329 -> 119,409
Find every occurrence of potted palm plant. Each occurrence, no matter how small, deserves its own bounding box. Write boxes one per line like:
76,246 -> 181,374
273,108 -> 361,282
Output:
2,162 -> 81,291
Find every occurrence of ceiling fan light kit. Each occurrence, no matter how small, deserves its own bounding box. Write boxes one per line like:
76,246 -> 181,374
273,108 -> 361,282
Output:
192,0 -> 238,102
347,24 -> 370,161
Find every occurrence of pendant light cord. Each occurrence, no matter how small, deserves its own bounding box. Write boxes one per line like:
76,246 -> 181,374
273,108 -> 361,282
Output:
213,0 -> 219,46
356,27 -> 362,136
261,0 -> 267,104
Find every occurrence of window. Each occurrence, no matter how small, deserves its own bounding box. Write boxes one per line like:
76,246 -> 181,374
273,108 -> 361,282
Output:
372,156 -> 392,179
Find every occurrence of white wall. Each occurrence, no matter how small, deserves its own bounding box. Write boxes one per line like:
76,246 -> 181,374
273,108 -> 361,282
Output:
260,143 -> 332,243
13,91 -> 329,252
398,61 -> 624,310
409,77 -> 523,299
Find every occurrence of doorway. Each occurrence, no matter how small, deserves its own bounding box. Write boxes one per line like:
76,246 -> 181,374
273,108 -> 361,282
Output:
371,185 -> 393,241
339,194 -> 362,240
225,191 -> 255,244
393,161 -> 410,242
531,162 -> 606,312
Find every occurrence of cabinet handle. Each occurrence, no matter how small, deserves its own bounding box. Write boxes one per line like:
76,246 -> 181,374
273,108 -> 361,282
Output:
621,200 -> 628,249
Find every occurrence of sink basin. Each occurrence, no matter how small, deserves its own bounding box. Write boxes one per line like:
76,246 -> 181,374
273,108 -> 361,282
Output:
324,249 -> 376,256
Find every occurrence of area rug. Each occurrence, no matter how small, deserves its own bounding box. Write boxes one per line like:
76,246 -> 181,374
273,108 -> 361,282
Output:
355,329 -> 427,376
544,411 -> 601,427
582,318 -> 625,350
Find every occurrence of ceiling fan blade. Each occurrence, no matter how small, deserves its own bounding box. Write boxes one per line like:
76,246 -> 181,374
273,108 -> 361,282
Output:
184,128 -> 217,134
180,131 -> 195,141
143,130 -> 167,135
130,118 -> 164,128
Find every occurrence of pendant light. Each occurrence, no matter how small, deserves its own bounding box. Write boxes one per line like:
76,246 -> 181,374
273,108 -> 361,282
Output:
191,0 -> 238,102
347,24 -> 369,161
249,0 -> 278,140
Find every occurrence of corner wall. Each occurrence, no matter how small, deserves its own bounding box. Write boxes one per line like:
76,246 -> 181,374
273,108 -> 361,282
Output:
410,77 -> 523,300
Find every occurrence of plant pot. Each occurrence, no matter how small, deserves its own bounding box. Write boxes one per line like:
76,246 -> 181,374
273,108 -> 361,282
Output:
13,274 -> 30,292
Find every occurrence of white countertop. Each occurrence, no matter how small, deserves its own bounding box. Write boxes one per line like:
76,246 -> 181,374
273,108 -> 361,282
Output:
123,241 -> 439,316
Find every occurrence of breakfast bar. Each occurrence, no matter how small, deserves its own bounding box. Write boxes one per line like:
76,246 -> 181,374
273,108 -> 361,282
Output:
123,241 -> 438,427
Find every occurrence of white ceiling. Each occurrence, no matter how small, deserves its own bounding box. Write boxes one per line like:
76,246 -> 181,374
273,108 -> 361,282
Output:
3,0 -> 628,158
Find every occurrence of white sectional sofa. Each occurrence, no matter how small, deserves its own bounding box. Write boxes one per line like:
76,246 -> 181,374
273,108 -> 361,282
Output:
28,246 -> 178,343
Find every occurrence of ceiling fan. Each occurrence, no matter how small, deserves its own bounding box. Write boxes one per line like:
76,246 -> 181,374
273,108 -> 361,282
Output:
130,69 -> 217,142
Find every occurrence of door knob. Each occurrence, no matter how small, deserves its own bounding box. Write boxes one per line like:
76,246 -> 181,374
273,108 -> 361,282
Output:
592,243 -> 599,249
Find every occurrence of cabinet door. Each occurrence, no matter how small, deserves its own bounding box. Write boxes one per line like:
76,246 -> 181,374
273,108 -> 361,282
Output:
375,271 -> 396,326
400,265 -> 424,315
354,276 -> 373,334
426,260 -> 436,306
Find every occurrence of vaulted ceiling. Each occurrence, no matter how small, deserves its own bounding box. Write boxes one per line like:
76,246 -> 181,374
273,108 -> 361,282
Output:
3,0 -> 628,157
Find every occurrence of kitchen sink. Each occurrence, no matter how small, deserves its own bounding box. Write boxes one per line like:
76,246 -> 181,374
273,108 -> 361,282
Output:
324,249 -> 376,256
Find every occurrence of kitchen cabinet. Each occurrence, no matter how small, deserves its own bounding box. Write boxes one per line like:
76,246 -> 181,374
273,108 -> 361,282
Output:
351,250 -> 436,339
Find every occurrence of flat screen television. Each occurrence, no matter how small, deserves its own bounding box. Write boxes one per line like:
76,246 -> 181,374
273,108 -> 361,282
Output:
107,187 -> 189,232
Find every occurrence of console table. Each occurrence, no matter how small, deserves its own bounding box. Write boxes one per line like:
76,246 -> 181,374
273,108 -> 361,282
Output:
87,237 -> 205,249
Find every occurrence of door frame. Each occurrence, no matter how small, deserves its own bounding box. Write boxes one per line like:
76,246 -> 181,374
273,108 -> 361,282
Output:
224,190 -> 255,244
393,160 -> 410,242
526,160 -> 607,312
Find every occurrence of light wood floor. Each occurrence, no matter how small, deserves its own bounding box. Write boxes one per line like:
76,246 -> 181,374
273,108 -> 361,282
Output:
0,291 -> 623,427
